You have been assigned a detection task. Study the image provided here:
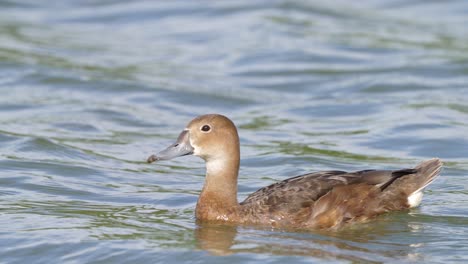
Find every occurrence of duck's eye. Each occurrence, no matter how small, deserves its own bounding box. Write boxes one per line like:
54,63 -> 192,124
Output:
201,125 -> 211,132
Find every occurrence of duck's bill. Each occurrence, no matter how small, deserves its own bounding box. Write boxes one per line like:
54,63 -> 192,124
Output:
147,130 -> 194,163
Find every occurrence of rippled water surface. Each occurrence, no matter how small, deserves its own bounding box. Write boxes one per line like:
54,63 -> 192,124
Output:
1,1 -> 468,263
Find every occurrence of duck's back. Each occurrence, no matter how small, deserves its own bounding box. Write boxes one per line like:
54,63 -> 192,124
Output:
239,159 -> 442,229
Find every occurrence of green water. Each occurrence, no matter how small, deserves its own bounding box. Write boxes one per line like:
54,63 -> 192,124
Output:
1,1 -> 468,263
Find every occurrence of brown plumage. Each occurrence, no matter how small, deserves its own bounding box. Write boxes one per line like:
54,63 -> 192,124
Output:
147,114 -> 442,229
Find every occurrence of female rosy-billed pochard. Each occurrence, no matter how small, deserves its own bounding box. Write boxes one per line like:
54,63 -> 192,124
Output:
147,114 -> 442,229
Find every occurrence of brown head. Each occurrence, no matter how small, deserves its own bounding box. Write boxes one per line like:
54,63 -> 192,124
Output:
186,114 -> 240,163
147,114 -> 240,164
147,114 -> 242,217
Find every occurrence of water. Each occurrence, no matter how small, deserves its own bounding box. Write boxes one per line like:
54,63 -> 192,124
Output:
1,0 -> 468,263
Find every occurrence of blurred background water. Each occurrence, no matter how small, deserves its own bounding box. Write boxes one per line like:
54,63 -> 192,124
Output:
1,0 -> 468,263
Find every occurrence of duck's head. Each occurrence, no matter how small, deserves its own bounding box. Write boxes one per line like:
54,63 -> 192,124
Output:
147,114 -> 239,163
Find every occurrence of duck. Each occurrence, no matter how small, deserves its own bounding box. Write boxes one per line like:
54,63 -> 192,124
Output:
147,114 -> 442,229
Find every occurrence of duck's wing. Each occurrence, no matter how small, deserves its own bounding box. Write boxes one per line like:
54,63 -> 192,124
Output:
240,168 -> 416,214
240,159 -> 442,228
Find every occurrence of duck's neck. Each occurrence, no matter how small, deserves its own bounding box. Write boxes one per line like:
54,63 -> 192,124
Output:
196,156 -> 240,221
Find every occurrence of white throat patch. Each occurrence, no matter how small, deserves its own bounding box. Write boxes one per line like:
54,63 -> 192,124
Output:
206,159 -> 224,175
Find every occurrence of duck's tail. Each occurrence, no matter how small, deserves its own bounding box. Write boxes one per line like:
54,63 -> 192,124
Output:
385,158 -> 442,208
412,158 -> 443,192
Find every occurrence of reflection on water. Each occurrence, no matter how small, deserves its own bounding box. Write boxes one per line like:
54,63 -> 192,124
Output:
1,0 -> 468,263
194,214 -> 428,262
195,223 -> 237,256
